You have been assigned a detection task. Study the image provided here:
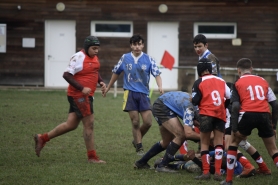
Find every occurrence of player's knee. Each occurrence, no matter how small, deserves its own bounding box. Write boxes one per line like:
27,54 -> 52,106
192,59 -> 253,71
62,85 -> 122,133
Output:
239,140 -> 251,151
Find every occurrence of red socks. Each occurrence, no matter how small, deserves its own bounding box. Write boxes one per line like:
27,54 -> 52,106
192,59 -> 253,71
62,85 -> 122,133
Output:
201,151 -> 210,174
226,146 -> 238,182
41,133 -> 50,142
238,153 -> 253,169
87,150 -> 98,160
214,145 -> 224,175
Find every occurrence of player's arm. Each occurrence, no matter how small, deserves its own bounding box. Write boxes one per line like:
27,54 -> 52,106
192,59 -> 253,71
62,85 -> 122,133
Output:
269,100 -> 278,130
224,83 -> 231,108
155,75 -> 164,95
230,83 -> 240,133
63,55 -> 91,95
105,73 -> 119,93
183,107 -> 200,142
267,87 -> 278,132
191,79 -> 202,106
104,56 -> 124,96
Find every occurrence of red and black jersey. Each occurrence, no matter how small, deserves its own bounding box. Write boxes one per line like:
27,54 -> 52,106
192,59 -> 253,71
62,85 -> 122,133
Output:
232,74 -> 276,113
192,74 -> 231,122
65,50 -> 100,97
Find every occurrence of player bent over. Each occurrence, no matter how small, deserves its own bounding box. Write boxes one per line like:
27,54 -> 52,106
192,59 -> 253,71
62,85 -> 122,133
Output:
134,91 -> 200,172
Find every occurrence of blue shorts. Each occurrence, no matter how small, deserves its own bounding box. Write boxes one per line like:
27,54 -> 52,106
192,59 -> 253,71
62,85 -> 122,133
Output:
122,90 -> 151,112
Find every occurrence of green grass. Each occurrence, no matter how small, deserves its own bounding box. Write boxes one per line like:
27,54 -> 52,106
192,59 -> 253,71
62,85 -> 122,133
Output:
0,89 -> 277,185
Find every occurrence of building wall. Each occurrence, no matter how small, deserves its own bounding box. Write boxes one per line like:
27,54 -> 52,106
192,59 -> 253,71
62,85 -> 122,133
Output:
0,0 -> 277,91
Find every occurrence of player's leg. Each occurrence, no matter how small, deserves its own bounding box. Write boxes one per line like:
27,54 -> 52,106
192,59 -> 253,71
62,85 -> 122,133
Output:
261,136 -> 278,168
155,117 -> 185,173
128,110 -> 144,155
82,114 -> 105,163
140,110 -> 152,139
239,140 -> 271,175
257,112 -> 278,168
34,96 -> 82,157
195,115 -> 213,180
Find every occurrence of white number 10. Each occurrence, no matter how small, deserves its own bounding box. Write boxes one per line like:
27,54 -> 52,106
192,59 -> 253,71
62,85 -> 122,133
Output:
247,85 -> 265,100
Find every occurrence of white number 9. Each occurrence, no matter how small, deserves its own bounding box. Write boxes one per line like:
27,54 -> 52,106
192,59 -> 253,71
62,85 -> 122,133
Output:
211,90 -> 221,106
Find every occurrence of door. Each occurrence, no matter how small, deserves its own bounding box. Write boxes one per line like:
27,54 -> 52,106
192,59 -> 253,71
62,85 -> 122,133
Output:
45,20 -> 76,87
147,22 -> 179,91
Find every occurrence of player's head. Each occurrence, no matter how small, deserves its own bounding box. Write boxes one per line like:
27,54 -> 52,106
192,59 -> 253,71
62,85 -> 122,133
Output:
130,34 -> 144,56
236,58 -> 253,76
236,58 -> 252,70
130,34 -> 144,45
197,58 -> 212,77
193,34 -> 208,57
83,36 -> 100,56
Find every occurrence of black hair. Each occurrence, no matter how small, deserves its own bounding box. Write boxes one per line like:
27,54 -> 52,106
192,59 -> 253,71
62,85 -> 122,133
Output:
83,36 -> 100,55
193,34 -> 207,45
130,34 -> 144,44
197,58 -> 212,77
236,58 -> 252,70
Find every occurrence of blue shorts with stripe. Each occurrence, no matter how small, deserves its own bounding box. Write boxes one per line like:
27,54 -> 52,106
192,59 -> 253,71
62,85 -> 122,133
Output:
122,90 -> 151,112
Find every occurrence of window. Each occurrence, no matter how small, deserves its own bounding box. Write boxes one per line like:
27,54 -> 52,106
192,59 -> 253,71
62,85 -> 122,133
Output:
91,21 -> 133,37
194,22 -> 237,39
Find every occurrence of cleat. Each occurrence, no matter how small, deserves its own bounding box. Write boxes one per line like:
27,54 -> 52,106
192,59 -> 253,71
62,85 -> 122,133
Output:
220,180 -> 233,185
256,168 -> 271,175
194,172 -> 211,180
136,148 -> 145,156
237,166 -> 256,178
155,166 -> 178,173
34,134 -> 45,157
213,173 -> 223,181
154,158 -> 163,168
88,158 -> 106,164
134,161 -> 151,169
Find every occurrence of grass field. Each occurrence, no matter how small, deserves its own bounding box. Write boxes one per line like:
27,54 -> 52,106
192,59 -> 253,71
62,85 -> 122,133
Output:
0,88 -> 277,185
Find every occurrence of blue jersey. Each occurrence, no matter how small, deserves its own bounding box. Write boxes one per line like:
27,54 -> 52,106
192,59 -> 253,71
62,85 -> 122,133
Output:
112,52 -> 161,95
158,91 -> 197,126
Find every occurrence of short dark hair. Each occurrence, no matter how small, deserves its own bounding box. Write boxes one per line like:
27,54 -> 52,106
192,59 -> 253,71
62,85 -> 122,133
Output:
193,34 -> 207,45
130,34 -> 144,44
236,58 -> 252,70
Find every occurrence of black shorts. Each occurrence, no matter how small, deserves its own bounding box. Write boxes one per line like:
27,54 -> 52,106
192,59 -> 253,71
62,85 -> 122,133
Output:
199,115 -> 225,133
152,99 -> 177,126
238,112 -> 274,138
225,126 -> 232,135
68,96 -> 94,118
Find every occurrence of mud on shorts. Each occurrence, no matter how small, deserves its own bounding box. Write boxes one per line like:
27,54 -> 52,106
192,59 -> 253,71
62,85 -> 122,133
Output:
122,90 -> 151,112
68,96 -> 94,118
238,112 -> 274,138
152,99 -> 177,126
199,115 -> 225,133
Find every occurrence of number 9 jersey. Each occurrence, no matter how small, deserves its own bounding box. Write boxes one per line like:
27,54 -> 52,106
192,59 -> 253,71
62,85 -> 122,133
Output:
191,74 -> 231,122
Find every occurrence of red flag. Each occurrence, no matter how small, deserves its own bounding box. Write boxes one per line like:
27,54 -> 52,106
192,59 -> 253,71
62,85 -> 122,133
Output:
160,50 -> 175,70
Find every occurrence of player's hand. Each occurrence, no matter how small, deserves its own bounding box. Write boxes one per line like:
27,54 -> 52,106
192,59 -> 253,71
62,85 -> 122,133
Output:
158,87 -> 164,95
102,87 -> 110,98
82,87 -> 91,95
187,150 -> 196,160
99,82 -> 106,97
